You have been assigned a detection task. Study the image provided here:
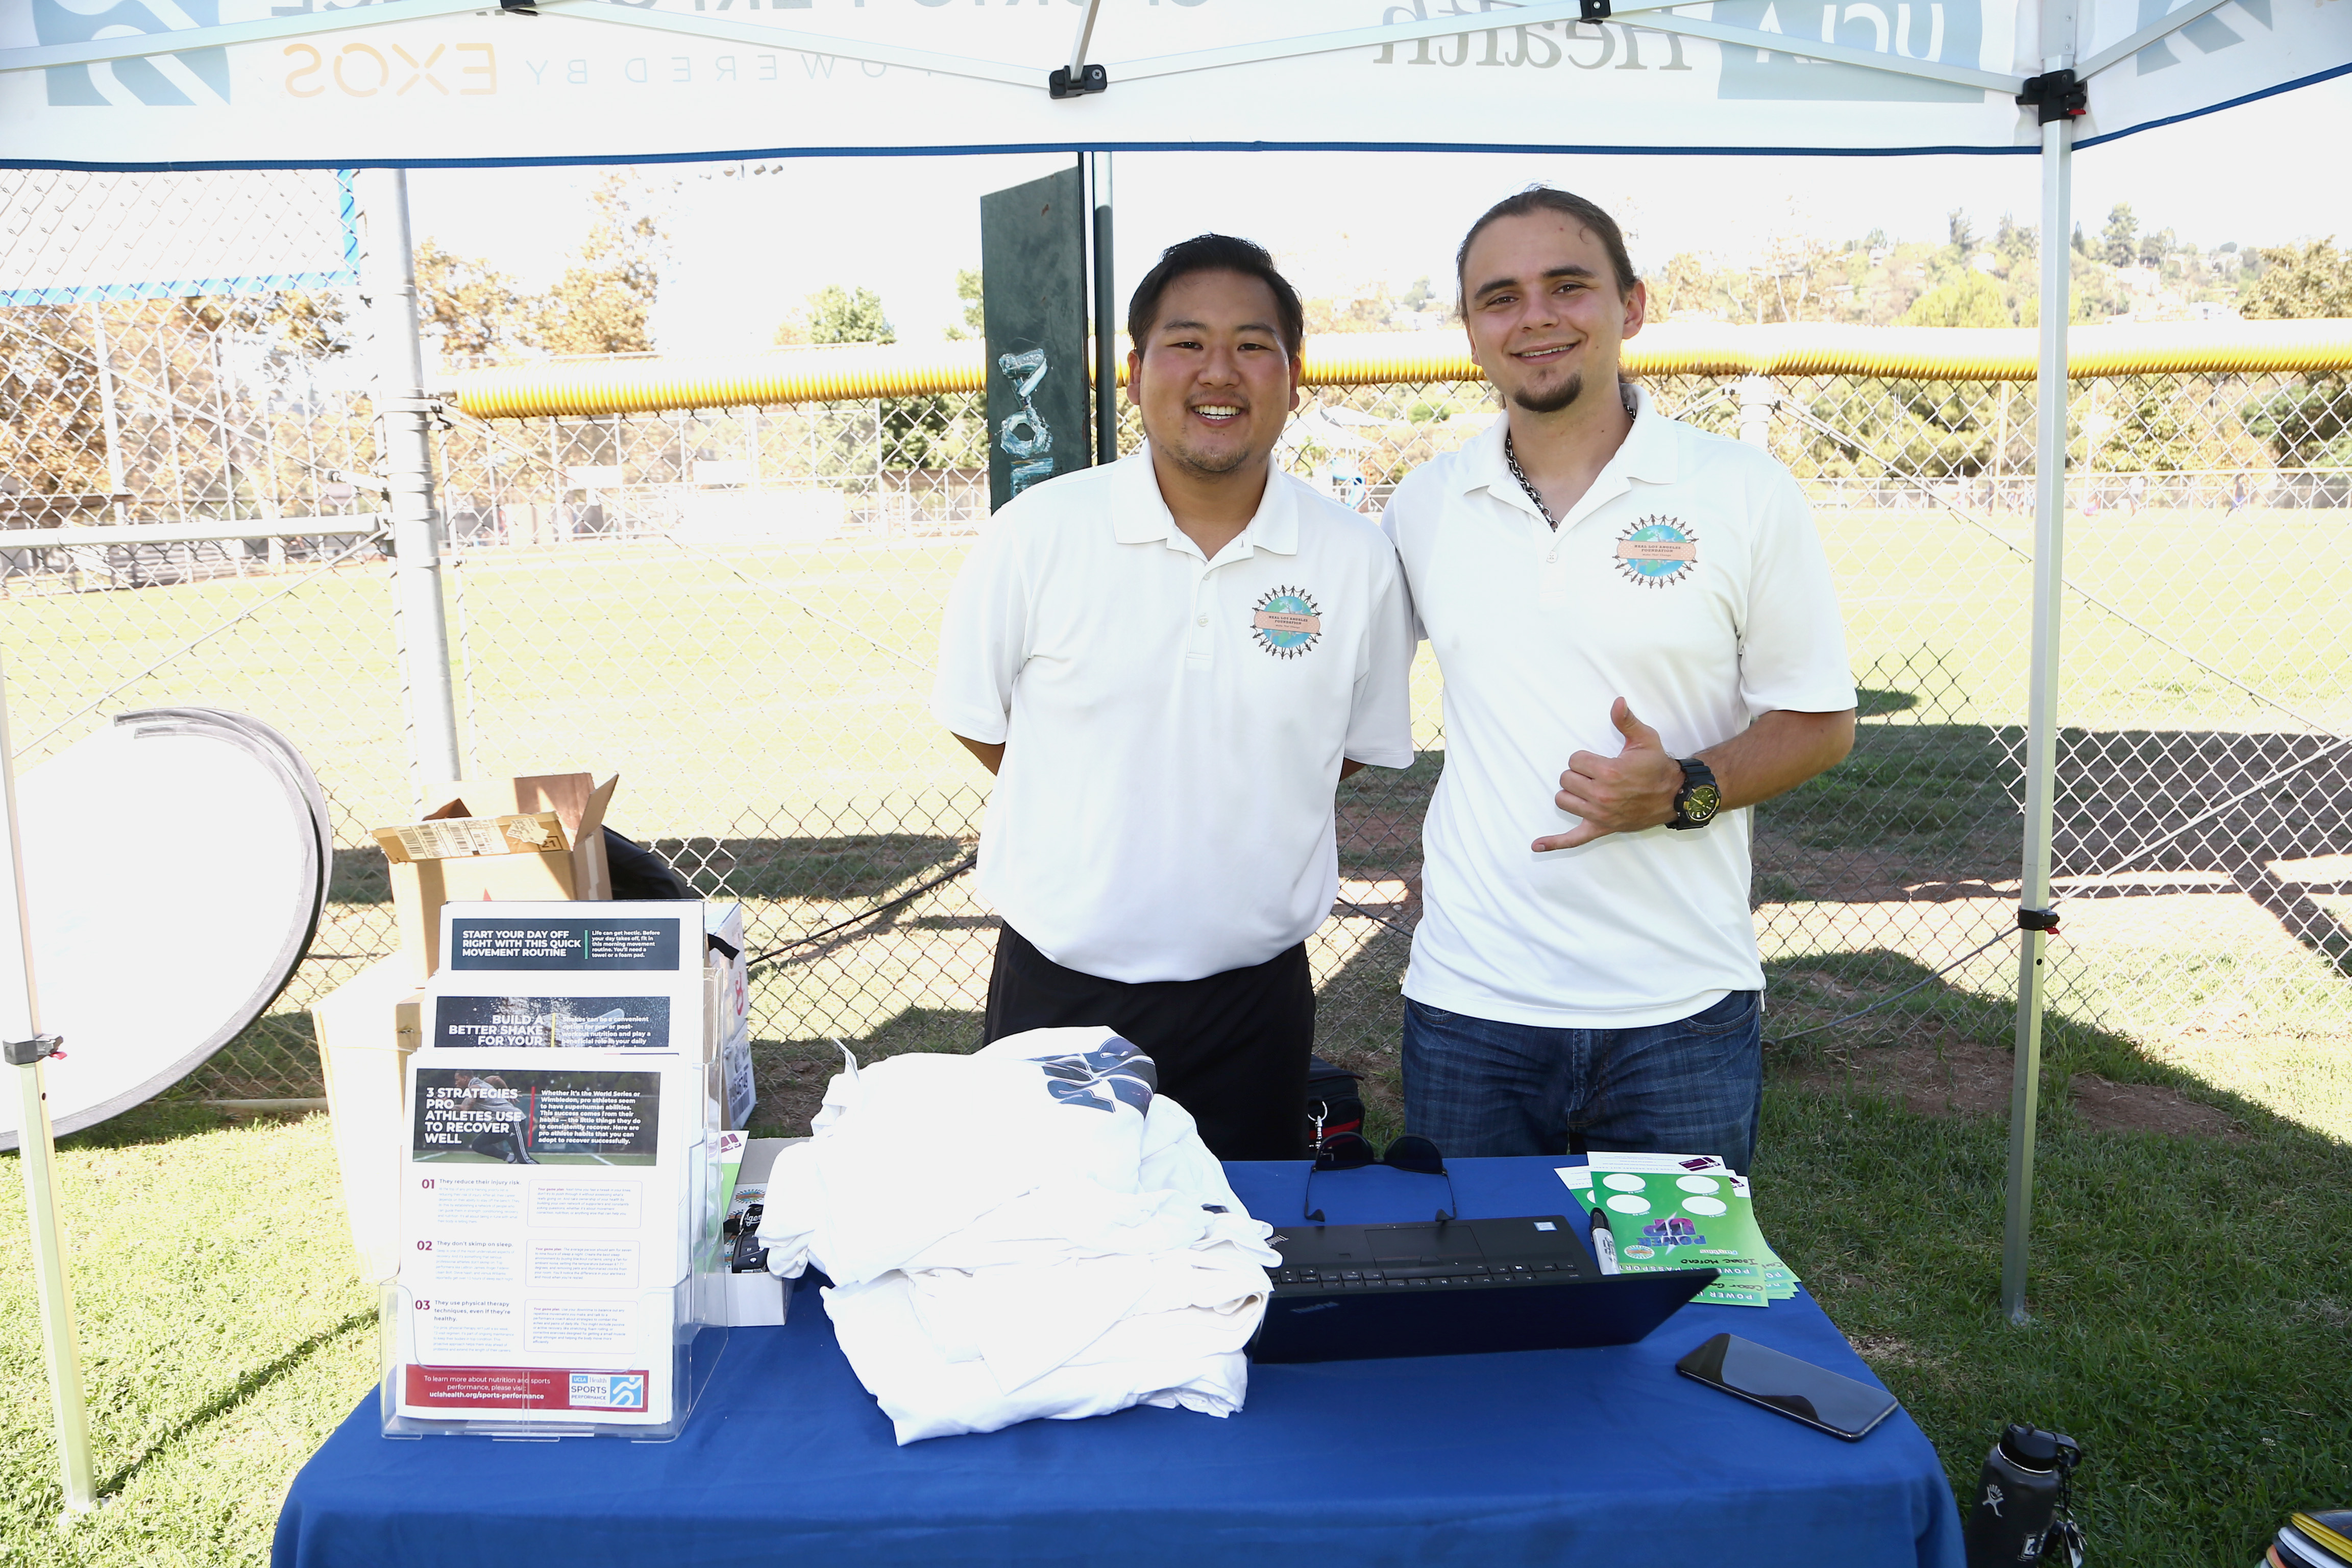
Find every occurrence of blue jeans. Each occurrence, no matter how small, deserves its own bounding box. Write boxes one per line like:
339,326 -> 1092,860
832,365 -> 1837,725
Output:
1402,991 -> 1764,1172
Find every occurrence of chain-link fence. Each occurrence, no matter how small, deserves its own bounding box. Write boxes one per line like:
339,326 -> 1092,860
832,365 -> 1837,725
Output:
4,168 -> 2346,1123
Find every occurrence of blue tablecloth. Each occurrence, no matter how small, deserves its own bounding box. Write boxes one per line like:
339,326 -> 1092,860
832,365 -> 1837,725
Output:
274,1156 -> 1963,1567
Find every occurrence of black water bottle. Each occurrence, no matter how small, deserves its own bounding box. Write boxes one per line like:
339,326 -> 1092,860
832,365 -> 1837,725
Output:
1964,1424 -> 2084,1565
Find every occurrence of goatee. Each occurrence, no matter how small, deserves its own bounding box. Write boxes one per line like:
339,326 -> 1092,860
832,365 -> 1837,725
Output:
1512,372 -> 1585,416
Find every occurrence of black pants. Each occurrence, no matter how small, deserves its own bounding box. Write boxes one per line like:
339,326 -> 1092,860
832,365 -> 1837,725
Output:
983,925 -> 1313,1161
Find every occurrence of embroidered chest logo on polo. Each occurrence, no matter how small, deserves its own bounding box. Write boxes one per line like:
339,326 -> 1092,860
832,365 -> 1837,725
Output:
1613,516 -> 1699,588
1251,586 -> 1324,659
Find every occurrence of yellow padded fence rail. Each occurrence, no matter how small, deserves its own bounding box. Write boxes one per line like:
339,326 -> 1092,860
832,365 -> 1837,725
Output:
451,319 -> 2352,420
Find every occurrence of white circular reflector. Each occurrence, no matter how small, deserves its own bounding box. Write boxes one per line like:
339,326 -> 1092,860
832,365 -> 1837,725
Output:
0,709 -> 328,1149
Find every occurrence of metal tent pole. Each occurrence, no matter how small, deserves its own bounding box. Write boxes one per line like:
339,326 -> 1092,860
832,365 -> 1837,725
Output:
1090,152 -> 1117,466
1,655 -> 99,1517
2001,97 -> 2076,1328
358,167 -> 462,793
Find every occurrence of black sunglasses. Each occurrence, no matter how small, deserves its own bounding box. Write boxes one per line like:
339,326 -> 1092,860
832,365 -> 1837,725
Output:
1304,1133 -> 1459,1223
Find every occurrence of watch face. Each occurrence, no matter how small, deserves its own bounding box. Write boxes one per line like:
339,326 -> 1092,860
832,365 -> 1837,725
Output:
1682,783 -> 1722,822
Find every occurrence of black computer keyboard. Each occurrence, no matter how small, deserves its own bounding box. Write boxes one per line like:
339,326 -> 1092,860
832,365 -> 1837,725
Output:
1252,1216 -> 1717,1362
1272,1259 -> 1578,1288
1269,1215 -> 1600,1290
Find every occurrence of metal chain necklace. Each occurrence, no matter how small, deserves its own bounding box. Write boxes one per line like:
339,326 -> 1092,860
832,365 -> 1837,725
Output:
1503,431 -> 1559,531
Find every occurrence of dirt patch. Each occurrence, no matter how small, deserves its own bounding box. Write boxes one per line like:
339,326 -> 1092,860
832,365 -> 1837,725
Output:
2067,1073 -> 2245,1141
1785,1040 -> 2245,1141
1751,840 -> 2018,905
1788,1036 -> 2015,1117
1336,807 -> 1424,878
1846,1334 -> 1939,1370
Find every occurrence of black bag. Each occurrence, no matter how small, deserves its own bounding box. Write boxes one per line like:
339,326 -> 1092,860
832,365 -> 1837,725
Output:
1306,1055 -> 1365,1152
602,827 -> 696,900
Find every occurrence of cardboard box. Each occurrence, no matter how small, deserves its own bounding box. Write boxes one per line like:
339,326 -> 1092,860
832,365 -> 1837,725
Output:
312,955 -> 426,1282
373,773 -> 618,980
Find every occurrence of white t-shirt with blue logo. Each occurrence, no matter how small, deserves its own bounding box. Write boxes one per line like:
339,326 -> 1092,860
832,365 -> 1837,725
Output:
933,447 -> 1417,984
761,1030 -> 1280,1443
1384,387 -> 1856,1029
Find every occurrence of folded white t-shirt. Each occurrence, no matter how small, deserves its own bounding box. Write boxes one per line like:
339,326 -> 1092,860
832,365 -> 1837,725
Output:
761,1028 -> 1277,1443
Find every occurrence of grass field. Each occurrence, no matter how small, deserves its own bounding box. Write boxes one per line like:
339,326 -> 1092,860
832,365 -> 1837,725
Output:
2,498 -> 2347,1563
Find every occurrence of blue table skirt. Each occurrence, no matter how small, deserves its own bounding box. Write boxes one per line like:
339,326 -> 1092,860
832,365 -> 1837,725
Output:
274,1156 -> 1963,1568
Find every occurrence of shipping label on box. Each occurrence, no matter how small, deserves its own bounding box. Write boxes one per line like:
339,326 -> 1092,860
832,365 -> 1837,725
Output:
378,813 -> 567,864
374,774 -> 619,979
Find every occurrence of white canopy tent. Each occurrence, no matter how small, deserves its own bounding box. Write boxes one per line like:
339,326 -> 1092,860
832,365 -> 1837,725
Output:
3,0 -> 2347,1519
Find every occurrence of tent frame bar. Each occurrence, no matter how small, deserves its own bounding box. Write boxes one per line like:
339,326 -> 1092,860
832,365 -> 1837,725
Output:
1,656 -> 98,1518
356,169 -> 463,799
2001,52 -> 2076,1327
2074,0 -> 2239,80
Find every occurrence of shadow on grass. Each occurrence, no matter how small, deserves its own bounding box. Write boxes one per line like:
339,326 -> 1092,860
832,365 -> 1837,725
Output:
1757,948 -> 2352,1566
1761,650 -> 2352,980
92,1309 -> 378,1503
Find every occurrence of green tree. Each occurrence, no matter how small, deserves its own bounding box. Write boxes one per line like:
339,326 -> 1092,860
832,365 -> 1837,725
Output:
2237,237 -> 2352,472
1900,270 -> 2012,328
950,268 -> 986,340
414,239 -> 531,362
805,284 -> 894,345
782,284 -> 971,470
0,307 -> 110,501
2100,203 -> 2139,268
2101,378 -> 2206,472
534,175 -> 666,356
2238,236 -> 2352,318
1994,213 -> 2036,275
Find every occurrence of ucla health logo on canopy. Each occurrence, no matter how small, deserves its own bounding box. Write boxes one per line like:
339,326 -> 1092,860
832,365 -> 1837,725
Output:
36,0 -> 230,107
1711,0 -> 1984,102
1251,587 -> 1324,660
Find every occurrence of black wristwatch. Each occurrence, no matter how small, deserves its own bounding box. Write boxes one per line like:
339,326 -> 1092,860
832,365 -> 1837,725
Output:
1666,757 -> 1722,831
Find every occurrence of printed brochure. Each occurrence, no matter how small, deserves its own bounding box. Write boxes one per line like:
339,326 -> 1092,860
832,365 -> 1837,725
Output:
393,1047 -> 700,1426
1558,1153 -> 1799,1309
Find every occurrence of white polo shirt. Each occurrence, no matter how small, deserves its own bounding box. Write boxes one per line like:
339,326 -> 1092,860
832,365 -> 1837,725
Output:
933,446 -> 1417,985
1383,386 -> 1854,1029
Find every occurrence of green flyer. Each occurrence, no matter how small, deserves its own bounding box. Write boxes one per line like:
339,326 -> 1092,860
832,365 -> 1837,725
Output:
1559,1155 -> 1796,1309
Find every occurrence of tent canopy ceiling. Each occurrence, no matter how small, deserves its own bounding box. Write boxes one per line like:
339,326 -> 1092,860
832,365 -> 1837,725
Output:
0,0 -> 2342,170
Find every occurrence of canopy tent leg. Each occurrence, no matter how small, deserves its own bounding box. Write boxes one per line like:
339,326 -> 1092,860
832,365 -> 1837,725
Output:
1,657 -> 99,1517
358,167 -> 462,800
1090,152 -> 1117,466
2002,109 -> 2075,1327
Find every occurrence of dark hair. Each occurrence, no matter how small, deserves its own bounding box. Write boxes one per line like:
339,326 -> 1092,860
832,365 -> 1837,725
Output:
1455,186 -> 1638,305
1128,234 -> 1305,360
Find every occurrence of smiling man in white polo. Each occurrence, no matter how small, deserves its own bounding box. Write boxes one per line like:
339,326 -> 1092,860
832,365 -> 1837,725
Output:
932,234 -> 1416,1161
1383,187 -> 1857,1174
